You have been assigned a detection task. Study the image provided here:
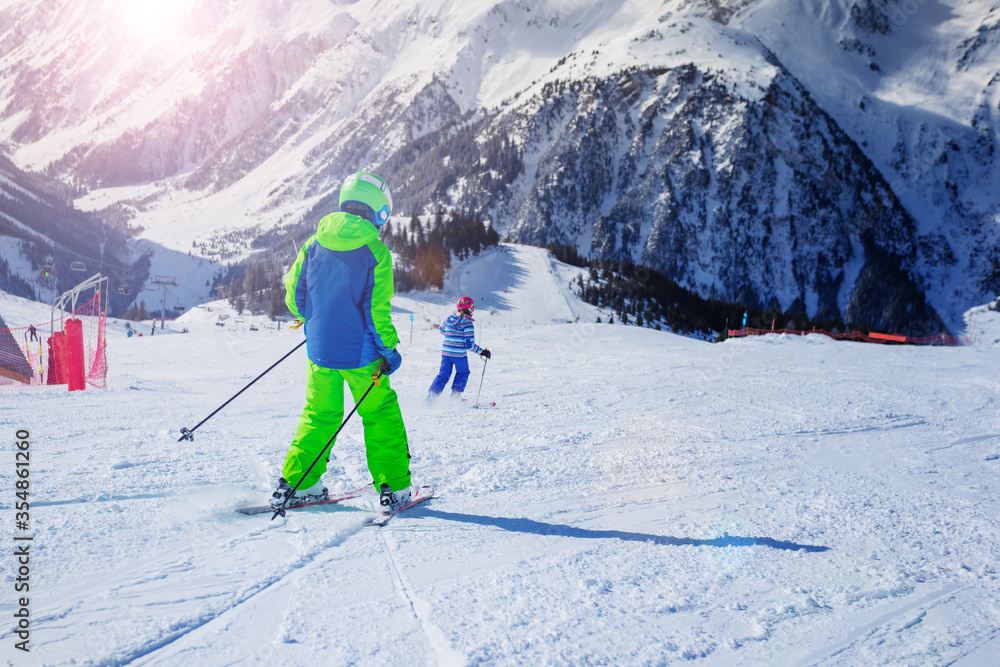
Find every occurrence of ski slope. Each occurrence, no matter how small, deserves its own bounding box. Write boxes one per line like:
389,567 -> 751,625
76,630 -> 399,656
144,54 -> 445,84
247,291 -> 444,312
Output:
2,244 -> 1000,665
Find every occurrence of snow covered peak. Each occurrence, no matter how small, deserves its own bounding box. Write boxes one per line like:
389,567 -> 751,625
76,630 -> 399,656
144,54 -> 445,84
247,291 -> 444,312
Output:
2,0 -> 999,331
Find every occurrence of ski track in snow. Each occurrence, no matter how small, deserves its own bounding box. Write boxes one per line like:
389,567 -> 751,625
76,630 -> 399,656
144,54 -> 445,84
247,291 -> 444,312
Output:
2,243 -> 1000,665
377,521 -> 467,667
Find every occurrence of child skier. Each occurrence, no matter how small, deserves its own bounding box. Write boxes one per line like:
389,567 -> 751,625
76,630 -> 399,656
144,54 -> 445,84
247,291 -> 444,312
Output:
271,171 -> 412,513
427,296 -> 491,400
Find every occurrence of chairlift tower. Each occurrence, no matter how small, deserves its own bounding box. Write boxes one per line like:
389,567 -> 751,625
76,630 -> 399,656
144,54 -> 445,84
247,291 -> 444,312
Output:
150,276 -> 178,330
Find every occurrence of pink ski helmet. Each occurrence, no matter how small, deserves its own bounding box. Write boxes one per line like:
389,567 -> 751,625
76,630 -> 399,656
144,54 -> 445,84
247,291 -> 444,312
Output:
456,296 -> 475,312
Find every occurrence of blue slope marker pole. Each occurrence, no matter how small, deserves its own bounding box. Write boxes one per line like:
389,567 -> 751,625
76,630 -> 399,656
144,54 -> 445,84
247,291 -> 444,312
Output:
409,314 -> 414,344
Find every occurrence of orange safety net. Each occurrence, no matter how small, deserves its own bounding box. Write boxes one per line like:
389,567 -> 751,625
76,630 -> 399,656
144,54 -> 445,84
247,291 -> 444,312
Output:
0,292 -> 107,391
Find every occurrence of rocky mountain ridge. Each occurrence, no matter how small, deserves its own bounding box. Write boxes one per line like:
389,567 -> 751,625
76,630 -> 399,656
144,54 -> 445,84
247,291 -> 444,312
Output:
1,0 -> 997,333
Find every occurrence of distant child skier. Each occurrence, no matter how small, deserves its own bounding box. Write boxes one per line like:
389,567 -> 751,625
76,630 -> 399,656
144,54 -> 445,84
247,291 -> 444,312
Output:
427,296 -> 491,400
271,171 -> 412,512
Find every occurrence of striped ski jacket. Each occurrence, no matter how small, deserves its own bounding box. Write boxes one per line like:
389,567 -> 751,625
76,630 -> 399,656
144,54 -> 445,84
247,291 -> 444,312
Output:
284,211 -> 399,370
439,313 -> 482,357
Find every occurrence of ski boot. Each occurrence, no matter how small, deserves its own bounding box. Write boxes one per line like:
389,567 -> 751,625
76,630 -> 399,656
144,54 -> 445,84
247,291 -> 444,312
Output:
378,483 -> 412,513
269,477 -> 329,509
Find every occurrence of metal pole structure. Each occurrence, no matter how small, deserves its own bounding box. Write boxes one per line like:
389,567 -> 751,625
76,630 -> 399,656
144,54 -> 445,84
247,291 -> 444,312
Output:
51,273 -> 108,335
151,276 -> 178,330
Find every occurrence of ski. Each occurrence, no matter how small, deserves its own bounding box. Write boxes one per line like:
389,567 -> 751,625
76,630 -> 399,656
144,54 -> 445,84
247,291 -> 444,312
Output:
234,486 -> 368,515
367,486 -> 435,527
474,401 -> 497,409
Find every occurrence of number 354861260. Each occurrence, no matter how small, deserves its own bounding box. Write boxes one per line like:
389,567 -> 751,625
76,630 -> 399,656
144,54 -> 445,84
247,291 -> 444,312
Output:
16,429 -> 29,518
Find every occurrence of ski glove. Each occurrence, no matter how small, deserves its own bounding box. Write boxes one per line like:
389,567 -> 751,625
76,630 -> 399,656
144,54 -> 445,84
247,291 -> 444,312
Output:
383,349 -> 403,375
479,349 -> 491,359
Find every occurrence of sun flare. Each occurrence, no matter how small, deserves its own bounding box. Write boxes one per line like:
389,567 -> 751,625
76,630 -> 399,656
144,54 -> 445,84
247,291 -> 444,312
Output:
118,0 -> 196,39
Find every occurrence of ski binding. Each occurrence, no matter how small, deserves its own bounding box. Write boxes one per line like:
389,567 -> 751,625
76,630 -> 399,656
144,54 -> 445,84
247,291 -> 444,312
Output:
367,486 -> 435,526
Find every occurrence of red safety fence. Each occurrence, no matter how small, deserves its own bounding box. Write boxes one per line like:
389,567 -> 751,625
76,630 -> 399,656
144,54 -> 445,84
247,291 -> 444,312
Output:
727,326 -> 965,346
0,292 -> 107,392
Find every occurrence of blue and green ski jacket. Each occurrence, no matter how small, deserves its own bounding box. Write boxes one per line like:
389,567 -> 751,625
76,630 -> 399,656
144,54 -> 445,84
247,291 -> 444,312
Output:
284,212 -> 399,370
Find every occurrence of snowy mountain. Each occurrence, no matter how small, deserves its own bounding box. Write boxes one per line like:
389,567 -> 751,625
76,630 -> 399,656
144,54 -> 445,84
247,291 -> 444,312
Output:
2,243 -> 1000,664
0,152 -> 139,306
1,0 -> 998,332
735,0 -> 1000,331
0,151 -> 228,318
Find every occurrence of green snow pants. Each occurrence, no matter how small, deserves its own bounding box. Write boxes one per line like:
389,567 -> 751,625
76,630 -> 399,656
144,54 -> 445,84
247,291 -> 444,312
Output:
282,358 -> 410,493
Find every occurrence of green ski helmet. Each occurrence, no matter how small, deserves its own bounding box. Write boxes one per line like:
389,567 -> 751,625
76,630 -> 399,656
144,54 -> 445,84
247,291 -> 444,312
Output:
339,171 -> 393,227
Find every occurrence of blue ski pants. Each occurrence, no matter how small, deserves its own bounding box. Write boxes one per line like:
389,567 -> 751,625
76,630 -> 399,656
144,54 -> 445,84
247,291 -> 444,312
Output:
428,354 -> 470,395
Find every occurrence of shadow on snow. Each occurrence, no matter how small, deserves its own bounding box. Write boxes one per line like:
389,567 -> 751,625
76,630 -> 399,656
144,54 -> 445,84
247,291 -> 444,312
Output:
420,509 -> 830,553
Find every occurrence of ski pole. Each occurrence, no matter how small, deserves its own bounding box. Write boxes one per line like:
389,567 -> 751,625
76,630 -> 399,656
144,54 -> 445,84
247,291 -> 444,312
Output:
271,360 -> 390,520
23,332 -> 31,381
473,356 -> 488,409
178,339 -> 306,442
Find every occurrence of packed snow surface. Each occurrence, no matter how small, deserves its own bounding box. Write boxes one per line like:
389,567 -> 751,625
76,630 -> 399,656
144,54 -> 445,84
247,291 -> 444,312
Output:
2,244 -> 1000,665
